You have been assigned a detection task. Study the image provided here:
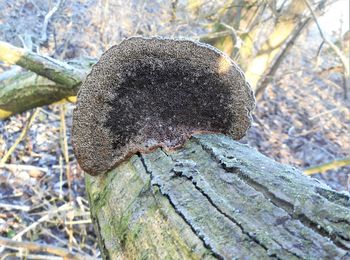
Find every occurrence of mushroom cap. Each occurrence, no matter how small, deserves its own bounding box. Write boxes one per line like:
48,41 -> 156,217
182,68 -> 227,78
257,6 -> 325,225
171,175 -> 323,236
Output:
72,37 -> 255,175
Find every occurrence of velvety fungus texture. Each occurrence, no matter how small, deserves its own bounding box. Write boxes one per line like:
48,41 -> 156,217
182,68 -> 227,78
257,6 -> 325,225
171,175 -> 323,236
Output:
72,37 -> 255,175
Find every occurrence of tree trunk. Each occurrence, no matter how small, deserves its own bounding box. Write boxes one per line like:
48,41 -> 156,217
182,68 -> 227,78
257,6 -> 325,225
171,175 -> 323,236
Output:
85,134 -> 350,259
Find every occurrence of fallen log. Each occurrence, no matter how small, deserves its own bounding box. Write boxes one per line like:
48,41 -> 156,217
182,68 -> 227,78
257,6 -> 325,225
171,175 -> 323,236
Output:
85,134 -> 350,259
72,37 -> 350,259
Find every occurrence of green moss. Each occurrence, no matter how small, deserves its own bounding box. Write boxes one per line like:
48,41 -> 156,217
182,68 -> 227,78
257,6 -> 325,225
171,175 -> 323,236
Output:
112,212 -> 132,248
87,169 -> 120,209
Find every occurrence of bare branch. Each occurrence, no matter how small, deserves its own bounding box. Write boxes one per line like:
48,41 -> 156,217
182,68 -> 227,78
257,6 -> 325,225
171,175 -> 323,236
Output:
0,71 -> 76,119
40,0 -> 63,45
255,17 -> 312,99
304,157 -> 350,175
0,42 -> 95,119
0,41 -> 85,88
303,0 -> 349,76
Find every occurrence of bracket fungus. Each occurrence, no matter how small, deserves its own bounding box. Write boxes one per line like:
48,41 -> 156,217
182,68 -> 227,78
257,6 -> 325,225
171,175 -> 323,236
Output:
72,37 -> 255,175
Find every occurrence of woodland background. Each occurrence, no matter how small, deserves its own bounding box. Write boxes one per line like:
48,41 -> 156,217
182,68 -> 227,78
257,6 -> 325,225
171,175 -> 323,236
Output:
0,0 -> 349,258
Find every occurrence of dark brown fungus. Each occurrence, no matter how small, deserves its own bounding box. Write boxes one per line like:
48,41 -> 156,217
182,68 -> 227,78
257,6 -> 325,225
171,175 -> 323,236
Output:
72,37 -> 255,175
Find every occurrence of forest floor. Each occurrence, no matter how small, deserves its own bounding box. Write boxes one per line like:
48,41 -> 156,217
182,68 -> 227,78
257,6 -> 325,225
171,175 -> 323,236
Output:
0,0 -> 349,258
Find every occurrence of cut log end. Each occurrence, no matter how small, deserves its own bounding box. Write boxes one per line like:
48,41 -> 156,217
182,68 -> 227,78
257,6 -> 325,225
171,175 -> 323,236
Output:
72,37 -> 255,176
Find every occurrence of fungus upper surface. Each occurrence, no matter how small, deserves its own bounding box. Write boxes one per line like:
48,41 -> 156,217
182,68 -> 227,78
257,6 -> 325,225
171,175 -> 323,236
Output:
72,37 -> 255,175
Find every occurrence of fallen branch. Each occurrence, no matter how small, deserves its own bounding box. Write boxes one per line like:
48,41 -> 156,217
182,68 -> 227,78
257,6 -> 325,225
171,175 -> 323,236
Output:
0,41 -> 85,88
0,71 -> 77,119
0,41 -> 95,119
304,157 -> 350,175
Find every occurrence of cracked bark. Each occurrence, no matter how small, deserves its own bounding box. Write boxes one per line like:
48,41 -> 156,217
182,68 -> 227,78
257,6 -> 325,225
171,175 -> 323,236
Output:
85,134 -> 350,260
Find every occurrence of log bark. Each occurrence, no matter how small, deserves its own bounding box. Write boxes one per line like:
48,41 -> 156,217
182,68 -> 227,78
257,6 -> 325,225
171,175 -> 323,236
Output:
85,134 -> 350,259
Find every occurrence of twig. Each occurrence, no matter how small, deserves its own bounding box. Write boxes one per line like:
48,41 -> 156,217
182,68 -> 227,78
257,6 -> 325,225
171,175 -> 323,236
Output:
319,77 -> 344,91
304,157 -> 350,175
0,163 -> 48,173
221,22 -> 243,56
0,203 -> 31,212
59,104 -> 70,192
255,16 -> 312,99
245,1 -> 268,33
198,30 -> 234,42
170,0 -> 179,22
293,126 -> 320,137
15,253 -> 62,260
99,0 -> 110,48
0,67 -> 21,82
309,107 -> 342,120
303,0 -> 349,98
18,33 -> 33,51
318,65 -> 345,77
315,40 -> 325,67
0,236 -> 91,260
0,192 -> 23,200
41,230 -> 87,256
40,0 -> 63,45
1,109 -> 40,164
12,203 -> 73,241
58,104 -> 74,247
0,252 -> 17,260
59,156 -> 64,200
64,219 -> 92,225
